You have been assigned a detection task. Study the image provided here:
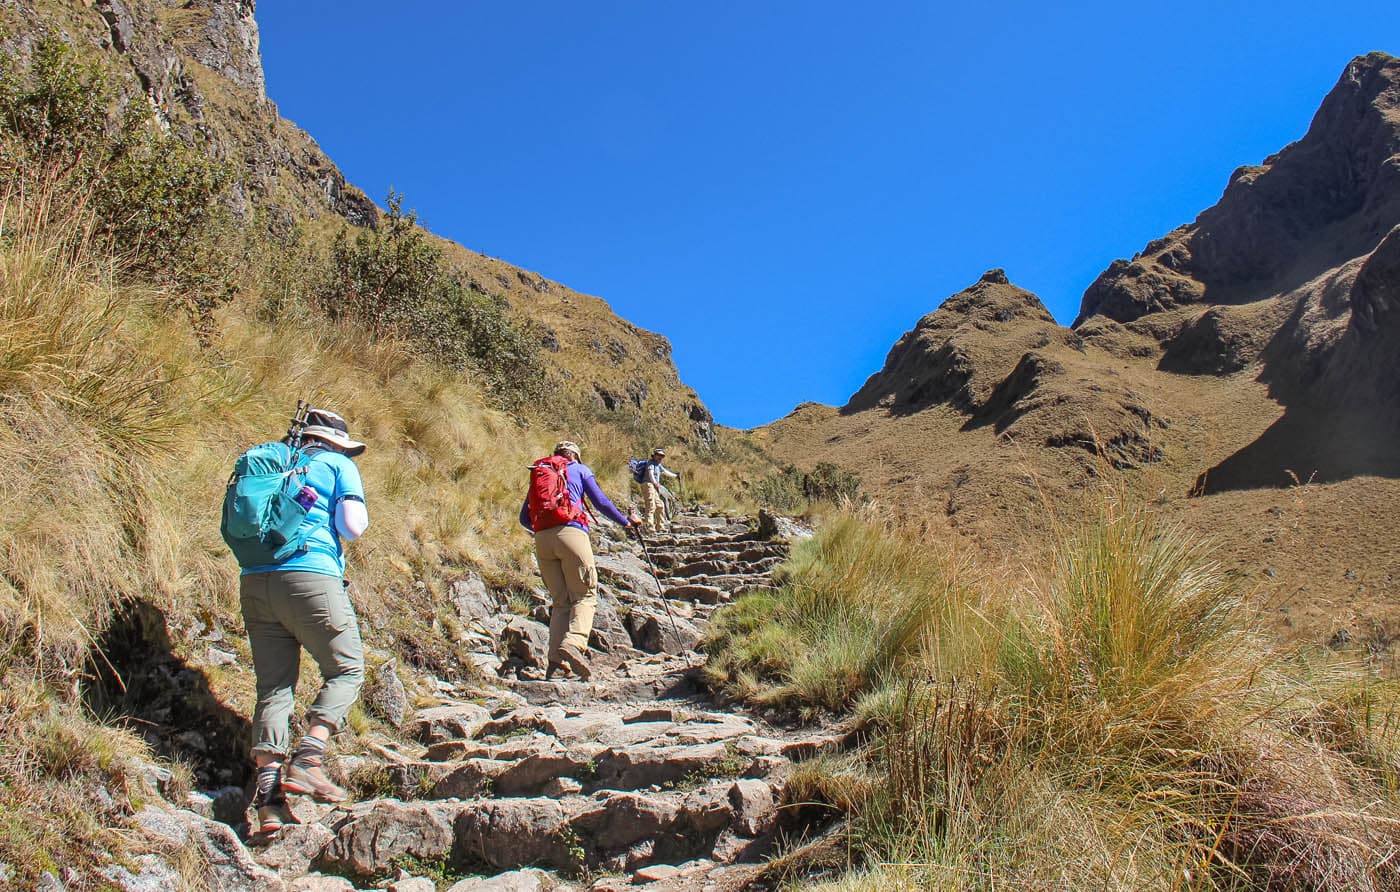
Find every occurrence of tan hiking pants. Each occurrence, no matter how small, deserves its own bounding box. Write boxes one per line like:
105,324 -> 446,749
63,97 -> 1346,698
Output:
534,524 -> 598,661
240,571 -> 365,758
642,482 -> 667,532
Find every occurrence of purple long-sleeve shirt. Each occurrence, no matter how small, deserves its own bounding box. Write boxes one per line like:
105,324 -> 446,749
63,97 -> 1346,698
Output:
520,460 -> 630,532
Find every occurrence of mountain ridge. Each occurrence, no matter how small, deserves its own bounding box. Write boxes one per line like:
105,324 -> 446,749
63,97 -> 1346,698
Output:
760,50 -> 1400,648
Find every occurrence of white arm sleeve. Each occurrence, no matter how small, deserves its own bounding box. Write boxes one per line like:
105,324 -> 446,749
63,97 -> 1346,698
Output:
662,467 -> 679,479
335,498 -> 369,541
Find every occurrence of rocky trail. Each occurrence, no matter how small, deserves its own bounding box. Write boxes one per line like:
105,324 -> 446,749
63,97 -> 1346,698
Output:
117,511 -> 835,892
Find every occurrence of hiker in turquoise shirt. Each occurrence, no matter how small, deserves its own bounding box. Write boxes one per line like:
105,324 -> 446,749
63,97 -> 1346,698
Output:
240,408 -> 370,833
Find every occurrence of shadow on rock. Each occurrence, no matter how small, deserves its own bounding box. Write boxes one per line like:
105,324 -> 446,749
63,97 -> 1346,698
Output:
83,598 -> 253,791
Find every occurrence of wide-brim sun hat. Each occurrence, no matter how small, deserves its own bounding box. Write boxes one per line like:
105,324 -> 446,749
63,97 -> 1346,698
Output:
555,440 -> 582,460
651,448 -> 666,457
303,408 -> 366,457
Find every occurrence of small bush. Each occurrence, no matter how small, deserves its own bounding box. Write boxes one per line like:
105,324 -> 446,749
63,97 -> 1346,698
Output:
750,462 -> 861,513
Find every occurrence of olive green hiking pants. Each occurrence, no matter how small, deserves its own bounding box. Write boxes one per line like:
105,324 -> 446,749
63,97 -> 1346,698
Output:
240,571 -> 365,758
533,524 -> 598,662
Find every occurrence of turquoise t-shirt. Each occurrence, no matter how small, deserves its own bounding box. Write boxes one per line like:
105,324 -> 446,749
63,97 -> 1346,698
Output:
241,447 -> 366,578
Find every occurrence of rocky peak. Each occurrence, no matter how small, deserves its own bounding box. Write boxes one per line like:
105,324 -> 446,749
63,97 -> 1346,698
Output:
157,0 -> 266,100
844,272 -> 1056,414
1076,51 -> 1400,326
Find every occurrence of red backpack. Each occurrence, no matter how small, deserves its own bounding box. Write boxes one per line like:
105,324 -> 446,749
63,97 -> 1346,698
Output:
527,455 -> 588,531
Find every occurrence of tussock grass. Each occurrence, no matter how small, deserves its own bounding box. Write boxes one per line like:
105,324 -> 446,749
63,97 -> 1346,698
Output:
711,502 -> 1400,889
706,507 -> 974,714
0,176 -> 212,674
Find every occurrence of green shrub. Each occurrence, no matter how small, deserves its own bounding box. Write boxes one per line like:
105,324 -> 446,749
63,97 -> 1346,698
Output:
751,462 -> 861,513
319,191 -> 544,409
0,36 -> 233,316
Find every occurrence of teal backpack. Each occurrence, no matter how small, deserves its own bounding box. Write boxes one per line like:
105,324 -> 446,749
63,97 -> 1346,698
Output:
221,402 -> 318,568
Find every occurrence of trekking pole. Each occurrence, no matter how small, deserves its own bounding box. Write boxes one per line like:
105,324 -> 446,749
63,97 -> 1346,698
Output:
287,399 -> 310,449
633,527 -> 693,670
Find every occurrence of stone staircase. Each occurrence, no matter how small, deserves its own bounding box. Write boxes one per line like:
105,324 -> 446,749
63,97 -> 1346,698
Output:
223,511 -> 831,892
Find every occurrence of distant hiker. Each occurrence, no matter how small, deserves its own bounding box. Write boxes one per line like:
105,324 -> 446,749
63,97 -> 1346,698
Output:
230,408 -> 369,833
638,448 -> 679,533
521,440 -> 639,681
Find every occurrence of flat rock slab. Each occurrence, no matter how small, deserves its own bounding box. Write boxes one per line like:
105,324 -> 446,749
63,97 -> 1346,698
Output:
411,703 -> 493,744
590,740 -> 738,791
252,823 -> 334,877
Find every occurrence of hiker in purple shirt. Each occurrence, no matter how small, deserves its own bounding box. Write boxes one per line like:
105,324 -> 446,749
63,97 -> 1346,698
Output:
520,441 -> 638,679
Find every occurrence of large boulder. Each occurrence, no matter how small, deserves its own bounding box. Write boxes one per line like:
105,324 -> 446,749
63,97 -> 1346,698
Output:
499,618 -> 549,670
594,550 -> 658,596
589,590 -> 636,653
431,759 -> 511,800
625,608 -> 702,654
572,792 -> 682,852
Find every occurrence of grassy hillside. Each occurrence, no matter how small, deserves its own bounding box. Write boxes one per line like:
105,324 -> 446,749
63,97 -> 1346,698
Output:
0,36 -> 774,885
756,276 -> 1400,653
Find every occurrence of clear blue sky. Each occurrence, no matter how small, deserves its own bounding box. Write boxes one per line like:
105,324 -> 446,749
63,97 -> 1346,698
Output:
258,3 -> 1397,429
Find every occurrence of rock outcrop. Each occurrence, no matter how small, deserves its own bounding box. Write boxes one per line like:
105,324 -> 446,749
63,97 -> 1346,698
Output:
837,267 -> 1168,469
1077,52 -> 1400,327
845,269 -> 1058,415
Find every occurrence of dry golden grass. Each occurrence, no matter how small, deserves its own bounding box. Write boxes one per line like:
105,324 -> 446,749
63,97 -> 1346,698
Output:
710,500 -> 1400,890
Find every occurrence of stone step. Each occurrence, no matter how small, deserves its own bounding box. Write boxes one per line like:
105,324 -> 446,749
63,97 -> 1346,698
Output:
648,543 -> 789,559
663,556 -> 786,580
314,777 -> 781,879
296,509 -> 805,889
643,533 -> 756,549
647,547 -> 789,572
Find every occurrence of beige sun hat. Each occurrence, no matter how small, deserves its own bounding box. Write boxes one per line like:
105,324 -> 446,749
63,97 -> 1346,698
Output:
302,408 -> 366,456
554,440 -> 582,460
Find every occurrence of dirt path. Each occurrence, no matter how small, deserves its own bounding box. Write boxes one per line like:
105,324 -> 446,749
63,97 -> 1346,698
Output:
232,511 -> 829,892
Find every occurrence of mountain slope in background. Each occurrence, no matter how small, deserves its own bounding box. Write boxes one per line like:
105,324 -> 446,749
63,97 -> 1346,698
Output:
760,51 -> 1400,648
0,0 -> 716,448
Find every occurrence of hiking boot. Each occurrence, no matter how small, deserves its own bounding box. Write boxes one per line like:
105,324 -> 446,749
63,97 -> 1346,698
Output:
282,759 -> 347,803
256,796 -> 298,834
556,642 -> 592,681
545,661 -> 568,680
